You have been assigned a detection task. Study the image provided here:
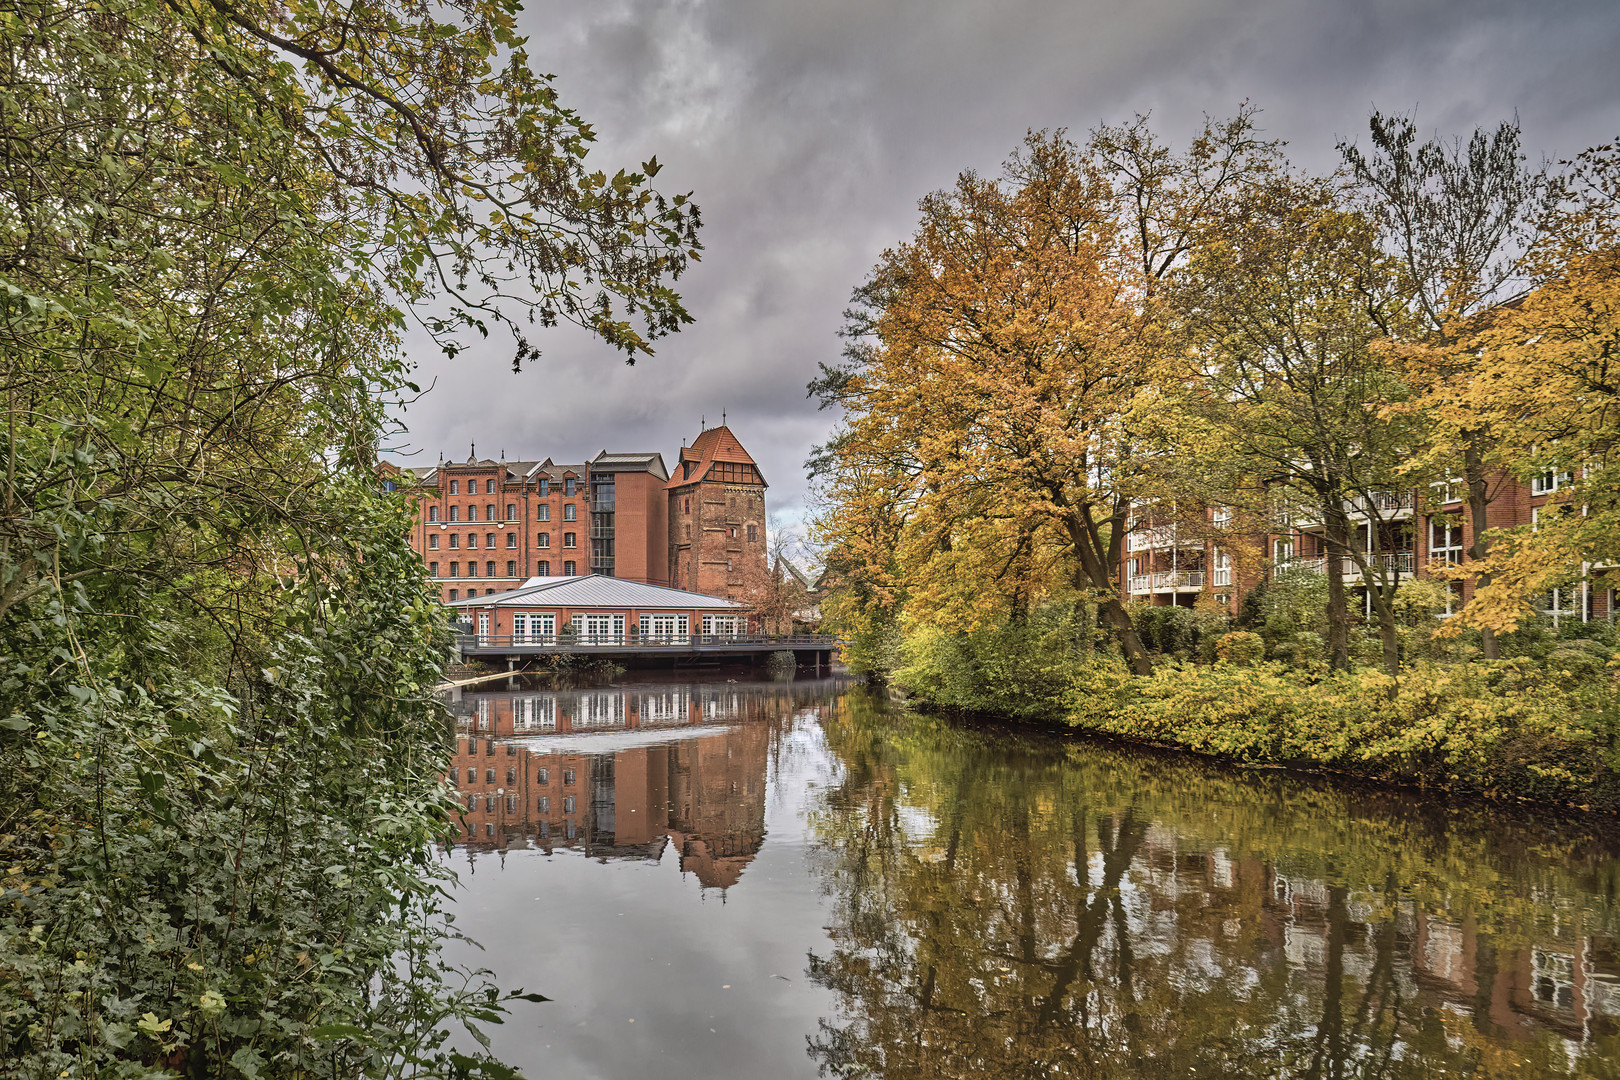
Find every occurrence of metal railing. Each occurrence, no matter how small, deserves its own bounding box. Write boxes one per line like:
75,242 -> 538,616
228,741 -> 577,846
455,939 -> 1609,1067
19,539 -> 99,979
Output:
1273,552 -> 1416,578
1352,491 -> 1416,514
457,631 -> 841,651
1127,570 -> 1205,592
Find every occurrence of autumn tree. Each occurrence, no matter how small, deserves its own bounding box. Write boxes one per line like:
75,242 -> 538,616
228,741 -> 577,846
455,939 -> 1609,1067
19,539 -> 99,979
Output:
813,116 -> 1276,676
1438,137 -> 1620,629
1340,113 -> 1547,658
1167,173 -> 1427,674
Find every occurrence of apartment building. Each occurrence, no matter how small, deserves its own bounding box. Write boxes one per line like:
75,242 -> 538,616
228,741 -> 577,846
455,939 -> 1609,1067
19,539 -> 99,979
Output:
386,424 -> 767,603
1121,468 -> 1614,623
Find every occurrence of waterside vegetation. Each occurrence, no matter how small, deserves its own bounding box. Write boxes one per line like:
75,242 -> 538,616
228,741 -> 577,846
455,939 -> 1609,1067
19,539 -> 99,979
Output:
1,0 -> 695,1074
811,111 -> 1620,810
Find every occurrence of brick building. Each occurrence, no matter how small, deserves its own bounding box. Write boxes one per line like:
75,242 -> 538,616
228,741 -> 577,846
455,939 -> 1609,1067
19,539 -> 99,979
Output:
388,424 -> 766,603
1122,469 -> 1614,624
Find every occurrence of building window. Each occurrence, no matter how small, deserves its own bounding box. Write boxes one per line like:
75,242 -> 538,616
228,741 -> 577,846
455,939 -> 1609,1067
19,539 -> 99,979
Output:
538,504 -> 550,521
563,503 -> 576,521
564,532 -> 576,548
1532,469 -> 1573,496
539,478 -> 550,496
538,796 -> 550,812
430,561 -> 439,577
486,532 -> 496,548
429,506 -> 439,522
506,532 -> 517,549
506,795 -> 517,812
486,561 -> 496,578
449,505 -> 460,522
1431,518 -> 1464,563
747,524 -> 757,542
467,562 -> 478,578
465,767 -> 476,782
450,480 -> 459,494
428,534 -> 439,550
538,768 -> 549,784
506,743 -> 516,756
466,534 -> 476,549
538,533 -> 550,549
468,504 -> 478,522
538,560 -> 550,575
506,767 -> 516,783
448,589 -> 458,600
563,560 -> 576,576
487,504 -> 496,521
684,498 -> 690,513
729,526 -> 736,538
563,796 -> 576,814
471,480 -> 480,494
506,503 -> 516,521
449,534 -> 460,549
449,561 -> 459,577
565,478 -> 576,497
485,767 -> 495,782
507,561 -> 517,577
563,769 -> 575,785
727,559 -> 733,571
684,524 -> 690,540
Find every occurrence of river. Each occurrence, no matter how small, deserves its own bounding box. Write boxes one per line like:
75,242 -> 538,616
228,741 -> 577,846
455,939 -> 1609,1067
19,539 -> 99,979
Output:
437,672 -> 1620,1079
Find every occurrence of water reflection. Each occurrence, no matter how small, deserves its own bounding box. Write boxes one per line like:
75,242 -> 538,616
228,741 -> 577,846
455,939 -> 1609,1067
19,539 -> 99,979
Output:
807,693 -> 1620,1079
437,679 -> 1620,1079
443,677 -> 841,888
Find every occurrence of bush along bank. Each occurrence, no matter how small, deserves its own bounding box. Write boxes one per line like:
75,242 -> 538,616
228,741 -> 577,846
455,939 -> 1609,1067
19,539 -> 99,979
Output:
885,602 -> 1620,813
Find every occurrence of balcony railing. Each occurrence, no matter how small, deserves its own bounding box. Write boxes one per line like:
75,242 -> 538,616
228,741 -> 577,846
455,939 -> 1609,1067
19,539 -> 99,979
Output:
1127,570 -> 1206,592
1274,552 -> 1416,579
1126,526 -> 1178,552
1352,491 -> 1416,514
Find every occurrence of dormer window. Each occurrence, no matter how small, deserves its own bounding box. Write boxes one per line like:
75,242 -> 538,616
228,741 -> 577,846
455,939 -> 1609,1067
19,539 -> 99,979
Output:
565,477 -> 576,497
539,478 -> 549,496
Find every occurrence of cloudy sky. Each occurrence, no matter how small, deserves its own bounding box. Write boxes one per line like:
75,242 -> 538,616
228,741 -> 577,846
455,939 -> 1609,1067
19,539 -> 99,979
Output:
391,0 -> 1620,543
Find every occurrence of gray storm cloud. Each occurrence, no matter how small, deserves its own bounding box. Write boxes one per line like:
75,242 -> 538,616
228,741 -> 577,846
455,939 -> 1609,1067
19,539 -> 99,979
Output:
390,0 -> 1620,545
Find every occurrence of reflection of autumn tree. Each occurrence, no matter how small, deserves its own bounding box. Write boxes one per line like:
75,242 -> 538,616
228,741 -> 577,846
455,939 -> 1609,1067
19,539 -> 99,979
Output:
805,692 -> 1620,1079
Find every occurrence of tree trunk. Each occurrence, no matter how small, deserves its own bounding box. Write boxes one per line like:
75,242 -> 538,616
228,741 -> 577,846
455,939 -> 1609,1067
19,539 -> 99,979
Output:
1100,594 -> 1154,676
1463,442 -> 1499,659
1321,507 -> 1353,671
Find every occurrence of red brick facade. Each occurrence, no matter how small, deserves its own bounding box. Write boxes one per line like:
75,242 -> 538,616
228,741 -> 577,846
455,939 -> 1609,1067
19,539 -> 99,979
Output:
1120,470 -> 1615,623
388,426 -> 765,603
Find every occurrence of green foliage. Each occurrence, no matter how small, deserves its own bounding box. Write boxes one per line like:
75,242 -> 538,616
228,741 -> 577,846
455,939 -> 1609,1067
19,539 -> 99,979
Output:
1257,567 -> 1331,662
1215,631 -> 1265,666
1061,657 -> 1620,808
766,650 -> 798,681
894,603 -> 1085,721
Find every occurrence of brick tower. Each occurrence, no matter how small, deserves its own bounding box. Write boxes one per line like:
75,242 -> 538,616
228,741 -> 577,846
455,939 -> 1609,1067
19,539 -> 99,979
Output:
666,425 -> 768,599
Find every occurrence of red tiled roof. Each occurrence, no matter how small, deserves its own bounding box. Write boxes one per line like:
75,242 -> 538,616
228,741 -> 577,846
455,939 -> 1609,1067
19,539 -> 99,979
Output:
666,426 -> 766,489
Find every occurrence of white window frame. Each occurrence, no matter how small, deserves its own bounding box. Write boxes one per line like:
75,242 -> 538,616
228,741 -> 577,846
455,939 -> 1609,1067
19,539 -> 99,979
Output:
701,614 -> 741,637
639,614 -> 689,641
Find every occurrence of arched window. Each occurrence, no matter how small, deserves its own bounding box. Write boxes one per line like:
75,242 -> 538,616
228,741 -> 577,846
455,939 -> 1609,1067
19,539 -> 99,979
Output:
506,503 -> 516,521
486,561 -> 496,578
487,504 -> 496,521
449,506 -> 459,522
449,480 -> 459,494
468,504 -> 478,522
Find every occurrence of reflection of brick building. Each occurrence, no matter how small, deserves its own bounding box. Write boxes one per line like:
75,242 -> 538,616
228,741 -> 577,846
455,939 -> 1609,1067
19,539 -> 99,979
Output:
443,682 -> 786,889
385,424 -> 768,603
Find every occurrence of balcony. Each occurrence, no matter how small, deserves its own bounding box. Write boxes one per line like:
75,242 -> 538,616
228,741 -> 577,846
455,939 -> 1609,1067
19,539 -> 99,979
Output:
1273,552 -> 1416,579
1126,526 -> 1178,552
1351,491 -> 1416,515
1127,570 -> 1206,593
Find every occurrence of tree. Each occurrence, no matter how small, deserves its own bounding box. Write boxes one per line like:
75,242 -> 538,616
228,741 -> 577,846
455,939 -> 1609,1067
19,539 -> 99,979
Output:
1441,138 -> 1620,630
1167,172 -> 1427,674
813,117 -> 1276,677
1340,113 -> 1548,658
0,0 -> 695,1072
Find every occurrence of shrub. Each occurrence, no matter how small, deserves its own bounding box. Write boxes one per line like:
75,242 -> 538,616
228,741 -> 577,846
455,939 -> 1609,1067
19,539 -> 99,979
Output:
1216,631 -> 1266,666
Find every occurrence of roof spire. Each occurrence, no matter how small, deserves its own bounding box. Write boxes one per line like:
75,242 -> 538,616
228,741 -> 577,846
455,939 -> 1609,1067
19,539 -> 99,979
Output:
700,414 -> 705,431
721,408 -> 726,427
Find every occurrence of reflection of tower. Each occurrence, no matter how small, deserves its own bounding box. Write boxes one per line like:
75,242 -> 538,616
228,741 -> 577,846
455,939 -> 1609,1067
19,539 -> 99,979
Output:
665,722 -> 770,889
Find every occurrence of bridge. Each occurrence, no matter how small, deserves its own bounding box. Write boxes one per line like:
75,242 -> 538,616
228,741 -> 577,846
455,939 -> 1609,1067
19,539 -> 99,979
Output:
454,632 -> 844,671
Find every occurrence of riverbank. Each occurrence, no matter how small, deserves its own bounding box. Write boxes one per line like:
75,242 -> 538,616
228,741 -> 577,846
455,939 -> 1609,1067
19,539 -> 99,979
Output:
893,655 -> 1620,813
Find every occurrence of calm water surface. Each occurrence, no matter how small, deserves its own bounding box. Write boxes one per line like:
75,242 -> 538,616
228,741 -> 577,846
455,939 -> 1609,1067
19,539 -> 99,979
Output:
438,674 -> 1620,1079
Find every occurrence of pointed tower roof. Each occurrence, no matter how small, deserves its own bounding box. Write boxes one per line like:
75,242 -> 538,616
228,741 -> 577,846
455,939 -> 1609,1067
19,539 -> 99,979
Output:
667,425 -> 766,489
